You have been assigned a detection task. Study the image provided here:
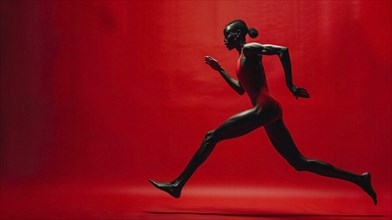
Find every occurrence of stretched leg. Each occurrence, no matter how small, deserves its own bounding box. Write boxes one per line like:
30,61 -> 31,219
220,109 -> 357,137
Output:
149,106 -> 274,198
264,118 -> 377,204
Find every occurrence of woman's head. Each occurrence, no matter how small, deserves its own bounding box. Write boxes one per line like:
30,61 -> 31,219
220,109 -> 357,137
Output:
223,20 -> 258,50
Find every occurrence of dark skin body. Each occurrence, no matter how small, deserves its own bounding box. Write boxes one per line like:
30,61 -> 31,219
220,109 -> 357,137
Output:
149,24 -> 377,205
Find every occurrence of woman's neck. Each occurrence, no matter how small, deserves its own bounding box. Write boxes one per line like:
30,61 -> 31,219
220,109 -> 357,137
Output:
236,41 -> 245,55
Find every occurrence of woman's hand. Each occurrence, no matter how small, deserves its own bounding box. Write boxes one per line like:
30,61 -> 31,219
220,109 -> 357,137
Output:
289,85 -> 310,100
204,56 -> 221,71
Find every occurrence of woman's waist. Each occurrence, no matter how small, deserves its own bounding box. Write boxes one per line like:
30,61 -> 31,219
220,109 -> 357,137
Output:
244,86 -> 269,98
246,90 -> 279,105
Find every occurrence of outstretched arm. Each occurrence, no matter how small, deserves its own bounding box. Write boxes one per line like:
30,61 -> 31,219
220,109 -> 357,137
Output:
204,56 -> 245,95
261,44 -> 310,99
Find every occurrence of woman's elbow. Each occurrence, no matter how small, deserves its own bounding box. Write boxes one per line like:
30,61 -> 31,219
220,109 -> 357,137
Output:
279,47 -> 289,57
237,89 -> 245,95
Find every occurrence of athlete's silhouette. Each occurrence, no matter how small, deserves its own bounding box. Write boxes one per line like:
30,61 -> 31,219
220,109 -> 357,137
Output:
149,20 -> 377,205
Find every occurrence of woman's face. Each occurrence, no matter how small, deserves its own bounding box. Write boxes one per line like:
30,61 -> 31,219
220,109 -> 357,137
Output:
223,26 -> 240,50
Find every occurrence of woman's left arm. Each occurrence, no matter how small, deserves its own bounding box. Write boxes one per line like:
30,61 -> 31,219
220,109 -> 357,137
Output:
262,44 -> 310,99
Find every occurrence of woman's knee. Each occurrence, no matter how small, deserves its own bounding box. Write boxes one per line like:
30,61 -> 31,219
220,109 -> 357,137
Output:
288,157 -> 309,171
204,130 -> 218,145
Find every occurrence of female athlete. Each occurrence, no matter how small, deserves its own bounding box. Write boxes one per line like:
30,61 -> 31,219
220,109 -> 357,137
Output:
149,20 -> 377,205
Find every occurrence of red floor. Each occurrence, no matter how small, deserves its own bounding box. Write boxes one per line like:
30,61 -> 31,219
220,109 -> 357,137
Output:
1,182 -> 390,220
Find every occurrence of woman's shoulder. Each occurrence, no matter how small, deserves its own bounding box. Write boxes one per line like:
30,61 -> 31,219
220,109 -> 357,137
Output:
243,43 -> 263,57
244,42 -> 263,48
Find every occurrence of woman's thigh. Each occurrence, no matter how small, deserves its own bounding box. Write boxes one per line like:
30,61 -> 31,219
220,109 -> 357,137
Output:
212,106 -> 267,141
264,118 -> 304,162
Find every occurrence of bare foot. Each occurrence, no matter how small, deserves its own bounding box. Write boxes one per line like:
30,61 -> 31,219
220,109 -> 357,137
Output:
148,179 -> 182,198
358,172 -> 377,205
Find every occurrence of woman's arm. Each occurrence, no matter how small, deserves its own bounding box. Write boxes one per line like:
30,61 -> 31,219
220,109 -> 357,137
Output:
261,44 -> 310,99
204,56 -> 245,95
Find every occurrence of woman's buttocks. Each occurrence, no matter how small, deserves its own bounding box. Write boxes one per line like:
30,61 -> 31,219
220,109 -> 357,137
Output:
253,94 -> 282,125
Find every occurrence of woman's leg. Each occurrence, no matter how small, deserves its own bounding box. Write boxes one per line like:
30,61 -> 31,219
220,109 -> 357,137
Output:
149,106 -> 273,198
264,118 -> 377,204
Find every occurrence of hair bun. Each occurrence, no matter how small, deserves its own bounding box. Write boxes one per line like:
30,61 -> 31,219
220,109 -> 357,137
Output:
248,27 -> 258,38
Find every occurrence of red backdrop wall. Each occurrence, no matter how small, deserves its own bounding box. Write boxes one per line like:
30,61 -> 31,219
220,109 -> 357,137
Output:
1,0 -> 391,195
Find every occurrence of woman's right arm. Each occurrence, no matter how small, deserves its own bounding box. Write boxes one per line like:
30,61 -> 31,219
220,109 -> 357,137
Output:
204,56 -> 245,95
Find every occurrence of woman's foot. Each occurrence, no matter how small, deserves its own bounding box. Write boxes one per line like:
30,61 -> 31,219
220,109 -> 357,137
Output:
148,180 -> 182,198
358,172 -> 377,205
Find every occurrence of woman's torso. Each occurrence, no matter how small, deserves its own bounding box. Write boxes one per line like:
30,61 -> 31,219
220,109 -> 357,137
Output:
236,46 -> 282,124
236,51 -> 270,105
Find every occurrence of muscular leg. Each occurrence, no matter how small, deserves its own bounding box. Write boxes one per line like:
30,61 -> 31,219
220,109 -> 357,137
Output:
264,118 -> 377,204
149,106 -> 271,198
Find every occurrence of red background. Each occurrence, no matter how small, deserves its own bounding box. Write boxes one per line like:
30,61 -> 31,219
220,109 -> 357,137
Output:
0,1 -> 391,218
